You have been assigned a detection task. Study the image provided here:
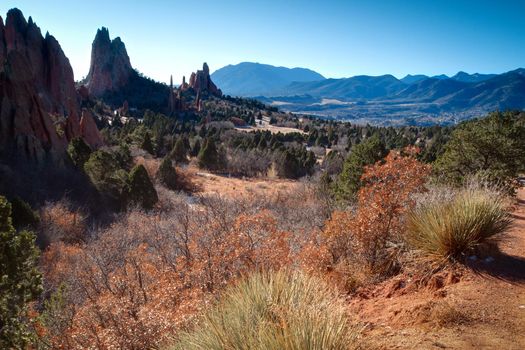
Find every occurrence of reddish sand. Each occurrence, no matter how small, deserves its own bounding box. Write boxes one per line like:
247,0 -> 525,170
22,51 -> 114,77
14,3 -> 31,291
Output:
350,188 -> 525,349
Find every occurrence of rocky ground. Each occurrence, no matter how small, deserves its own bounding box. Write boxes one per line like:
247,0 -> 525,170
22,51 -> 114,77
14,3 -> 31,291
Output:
351,188 -> 525,349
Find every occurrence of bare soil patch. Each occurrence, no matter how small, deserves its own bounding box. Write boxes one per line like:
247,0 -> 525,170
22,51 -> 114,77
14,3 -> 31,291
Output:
351,188 -> 525,349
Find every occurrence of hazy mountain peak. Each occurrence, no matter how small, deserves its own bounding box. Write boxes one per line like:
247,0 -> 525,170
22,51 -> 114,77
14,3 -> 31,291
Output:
211,62 -> 325,97
451,71 -> 496,83
400,74 -> 429,85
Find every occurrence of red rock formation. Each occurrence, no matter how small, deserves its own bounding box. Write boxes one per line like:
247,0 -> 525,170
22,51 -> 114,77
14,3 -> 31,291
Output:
188,62 -> 222,97
0,9 -> 102,162
77,85 -> 90,102
85,27 -> 133,97
168,89 -> 185,116
80,109 -> 104,148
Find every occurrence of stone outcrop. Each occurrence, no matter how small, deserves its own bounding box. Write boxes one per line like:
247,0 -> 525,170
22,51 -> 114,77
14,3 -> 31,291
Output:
80,109 -> 104,148
85,27 -> 133,97
168,75 -> 186,116
188,63 -> 222,97
0,8 -> 102,162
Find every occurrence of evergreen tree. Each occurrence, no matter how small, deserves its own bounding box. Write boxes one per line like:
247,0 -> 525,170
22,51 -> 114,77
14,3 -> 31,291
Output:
276,150 -> 300,179
435,111 -> 525,190
67,137 -> 92,168
10,197 -> 39,229
170,137 -> 188,163
126,165 -> 158,210
0,196 -> 42,348
198,125 -> 207,138
141,132 -> 155,155
158,157 -> 179,191
198,138 -> 222,171
191,139 -> 201,157
84,150 -> 129,207
335,135 -> 387,202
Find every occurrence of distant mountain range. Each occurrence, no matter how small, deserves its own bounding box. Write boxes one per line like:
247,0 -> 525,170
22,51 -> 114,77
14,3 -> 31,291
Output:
211,62 -> 325,97
212,62 -> 525,125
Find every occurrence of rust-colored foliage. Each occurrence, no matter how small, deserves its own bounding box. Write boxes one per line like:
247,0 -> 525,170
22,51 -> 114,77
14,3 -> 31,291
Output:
39,200 -> 86,245
40,209 -> 290,349
315,148 -> 430,286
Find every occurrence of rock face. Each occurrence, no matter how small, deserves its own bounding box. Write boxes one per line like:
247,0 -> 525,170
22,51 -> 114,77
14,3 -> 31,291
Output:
80,109 -> 104,148
0,8 -> 102,162
85,27 -> 133,97
168,75 -> 185,116
188,63 -> 222,97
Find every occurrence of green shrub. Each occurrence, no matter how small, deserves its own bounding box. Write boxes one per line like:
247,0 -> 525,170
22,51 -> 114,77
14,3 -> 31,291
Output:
434,111 -> 525,192
172,270 -> 359,350
141,131 -> 155,155
169,137 -> 188,163
10,197 -> 39,229
406,188 -> 512,262
67,137 -> 92,168
190,139 -> 201,157
335,135 -> 387,202
158,157 -> 179,190
0,196 -> 42,348
84,150 -> 129,206
126,164 -> 158,210
198,138 -> 222,171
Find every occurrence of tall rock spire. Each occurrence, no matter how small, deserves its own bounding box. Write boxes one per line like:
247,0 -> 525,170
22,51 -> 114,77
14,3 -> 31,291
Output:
0,8 -> 102,163
188,62 -> 222,97
85,27 -> 133,97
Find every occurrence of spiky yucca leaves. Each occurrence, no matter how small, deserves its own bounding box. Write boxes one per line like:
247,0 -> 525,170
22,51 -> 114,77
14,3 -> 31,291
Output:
407,188 -> 512,262
171,270 -> 359,350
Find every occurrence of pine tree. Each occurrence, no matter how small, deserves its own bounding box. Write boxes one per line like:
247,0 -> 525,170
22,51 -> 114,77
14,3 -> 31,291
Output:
10,197 -> 39,229
0,196 -> 42,348
126,165 -> 158,210
170,137 -> 188,163
84,150 -> 128,206
141,132 -> 155,155
276,150 -> 300,179
335,135 -> 387,202
158,157 -> 179,191
198,138 -> 221,171
67,137 -> 92,168
191,139 -> 201,157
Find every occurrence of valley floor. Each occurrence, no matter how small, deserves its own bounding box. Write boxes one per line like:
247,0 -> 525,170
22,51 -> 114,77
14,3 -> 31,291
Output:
352,189 -> 525,349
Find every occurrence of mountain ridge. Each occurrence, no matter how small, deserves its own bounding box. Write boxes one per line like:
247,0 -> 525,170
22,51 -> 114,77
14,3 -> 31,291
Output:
211,62 -> 325,97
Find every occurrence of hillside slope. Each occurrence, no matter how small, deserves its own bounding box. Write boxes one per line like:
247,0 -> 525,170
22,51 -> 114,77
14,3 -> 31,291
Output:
353,188 -> 525,349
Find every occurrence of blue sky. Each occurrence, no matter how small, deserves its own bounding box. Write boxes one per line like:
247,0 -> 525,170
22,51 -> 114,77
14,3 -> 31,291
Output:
2,1 -> 524,83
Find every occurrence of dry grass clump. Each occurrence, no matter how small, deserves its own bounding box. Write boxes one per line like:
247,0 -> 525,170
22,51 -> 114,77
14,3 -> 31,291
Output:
171,270 -> 359,350
407,186 -> 512,262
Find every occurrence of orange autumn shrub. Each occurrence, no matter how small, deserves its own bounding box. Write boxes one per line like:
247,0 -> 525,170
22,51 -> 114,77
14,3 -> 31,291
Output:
310,148 -> 430,288
40,208 -> 291,349
353,147 -> 430,273
39,200 -> 87,245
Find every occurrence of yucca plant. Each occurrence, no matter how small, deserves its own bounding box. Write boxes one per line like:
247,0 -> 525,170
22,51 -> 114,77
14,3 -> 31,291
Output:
170,270 -> 359,350
406,188 -> 512,262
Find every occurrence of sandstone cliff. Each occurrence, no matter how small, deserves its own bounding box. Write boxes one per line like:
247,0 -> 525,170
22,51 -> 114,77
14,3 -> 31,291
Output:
0,8 -> 102,163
